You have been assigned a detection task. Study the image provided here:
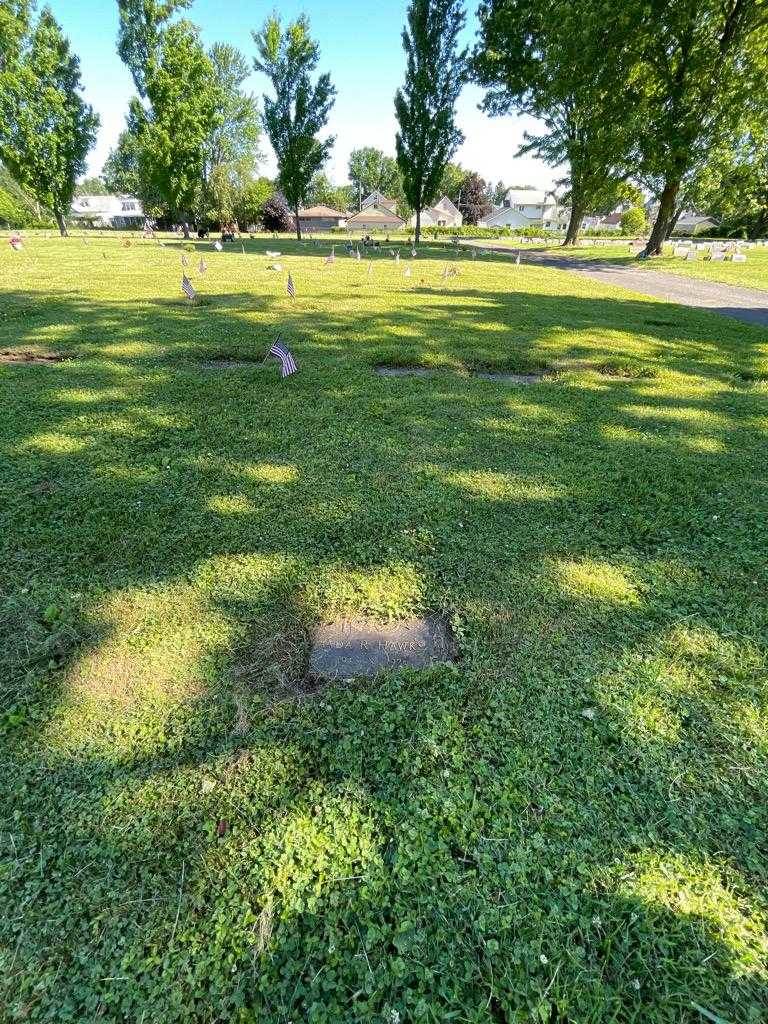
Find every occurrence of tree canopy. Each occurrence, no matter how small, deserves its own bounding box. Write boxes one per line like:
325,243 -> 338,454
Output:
0,6 -> 98,234
347,147 -> 400,209
474,0 -> 637,246
394,0 -> 467,243
627,0 -> 768,255
253,15 -> 335,239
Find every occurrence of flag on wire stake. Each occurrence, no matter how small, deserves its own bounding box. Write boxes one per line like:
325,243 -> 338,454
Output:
268,336 -> 298,378
287,273 -> 296,300
515,251 -> 521,265
395,250 -> 400,264
355,248 -> 361,261
367,260 -> 373,278
198,258 -> 207,274
325,246 -> 335,265
404,265 -> 411,278
182,274 -> 197,301
181,253 -> 188,267
241,243 -> 246,255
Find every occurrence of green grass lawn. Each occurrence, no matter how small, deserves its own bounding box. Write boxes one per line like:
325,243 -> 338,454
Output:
2,232 -> 767,1023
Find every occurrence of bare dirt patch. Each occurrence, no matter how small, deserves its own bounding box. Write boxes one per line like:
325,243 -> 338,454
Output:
0,349 -> 67,364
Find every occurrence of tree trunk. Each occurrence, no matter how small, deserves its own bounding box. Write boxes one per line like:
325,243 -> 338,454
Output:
642,179 -> 680,256
295,204 -> 302,241
415,207 -> 421,245
563,204 -> 584,246
751,200 -> 768,240
664,195 -> 688,240
55,209 -> 68,237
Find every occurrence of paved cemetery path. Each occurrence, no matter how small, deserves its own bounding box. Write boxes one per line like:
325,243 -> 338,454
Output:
495,249 -> 768,328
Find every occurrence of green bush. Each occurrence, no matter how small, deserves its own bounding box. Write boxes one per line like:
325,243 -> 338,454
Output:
620,207 -> 648,235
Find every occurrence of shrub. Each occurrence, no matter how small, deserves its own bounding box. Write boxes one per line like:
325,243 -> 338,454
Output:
620,207 -> 648,235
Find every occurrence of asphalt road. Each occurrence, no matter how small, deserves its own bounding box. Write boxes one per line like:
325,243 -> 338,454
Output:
502,249 -> 768,328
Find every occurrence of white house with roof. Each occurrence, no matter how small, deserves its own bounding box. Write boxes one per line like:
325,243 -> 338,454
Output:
69,194 -> 145,229
361,191 -> 398,212
479,189 -> 568,230
408,196 -> 462,229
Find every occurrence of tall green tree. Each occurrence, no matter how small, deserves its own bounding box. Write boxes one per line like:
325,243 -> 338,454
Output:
347,147 -> 400,209
252,15 -> 336,240
474,0 -> 637,246
394,0 -> 467,244
0,7 -> 98,235
629,0 -> 768,256
438,161 -> 467,206
116,0 -> 191,97
120,18 -> 217,222
75,176 -> 109,196
201,43 -> 261,225
306,171 -> 352,212
102,125 -> 142,196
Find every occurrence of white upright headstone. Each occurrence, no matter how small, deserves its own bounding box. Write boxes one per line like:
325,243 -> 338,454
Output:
733,253 -> 747,263
685,250 -> 697,261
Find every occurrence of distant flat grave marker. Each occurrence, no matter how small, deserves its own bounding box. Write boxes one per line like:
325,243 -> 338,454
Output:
309,615 -> 455,681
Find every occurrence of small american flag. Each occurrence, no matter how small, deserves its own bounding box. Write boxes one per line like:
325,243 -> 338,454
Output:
269,337 -> 298,378
182,274 -> 197,301
515,252 -> 521,265
404,265 -> 411,278
367,261 -> 373,277
287,273 -> 296,300
198,258 -> 207,274
181,254 -> 188,267
325,246 -> 335,264
394,250 -> 400,264
241,243 -> 246,255
355,248 -> 361,261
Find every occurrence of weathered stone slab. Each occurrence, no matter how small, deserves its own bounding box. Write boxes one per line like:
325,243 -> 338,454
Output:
309,615 -> 454,681
475,372 -> 542,384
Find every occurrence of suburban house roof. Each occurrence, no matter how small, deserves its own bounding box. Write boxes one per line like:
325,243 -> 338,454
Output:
601,212 -> 623,225
346,207 -> 405,226
361,191 -> 397,211
426,195 -> 460,219
298,205 -> 347,219
503,189 -> 556,207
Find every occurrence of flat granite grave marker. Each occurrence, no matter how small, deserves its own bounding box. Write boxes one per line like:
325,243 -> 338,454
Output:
309,615 -> 454,681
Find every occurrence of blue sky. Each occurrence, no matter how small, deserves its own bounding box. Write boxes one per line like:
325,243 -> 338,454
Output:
52,0 -> 556,189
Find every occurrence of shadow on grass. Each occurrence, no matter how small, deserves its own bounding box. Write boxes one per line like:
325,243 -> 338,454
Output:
1,278 -> 766,1021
